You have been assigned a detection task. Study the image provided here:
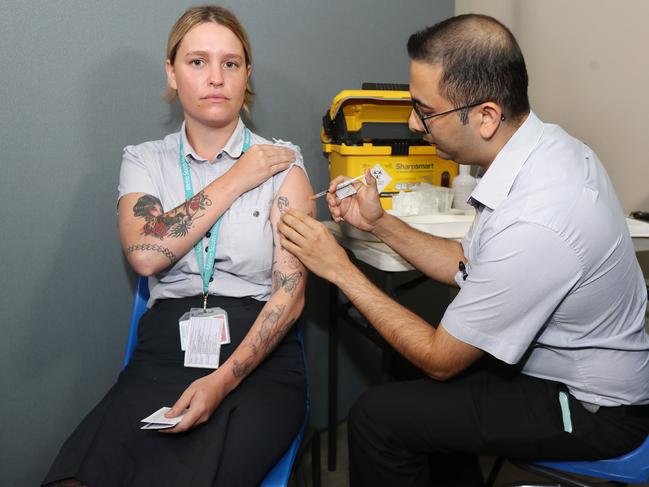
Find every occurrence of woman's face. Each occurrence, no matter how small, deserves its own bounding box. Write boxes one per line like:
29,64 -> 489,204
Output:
166,22 -> 250,129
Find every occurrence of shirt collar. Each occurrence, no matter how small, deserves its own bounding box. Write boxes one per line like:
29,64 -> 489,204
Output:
470,111 -> 544,210
180,122 -> 203,163
180,117 -> 246,164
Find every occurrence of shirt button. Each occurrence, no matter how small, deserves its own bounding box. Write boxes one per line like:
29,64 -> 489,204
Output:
253,210 -> 260,217
205,246 -> 209,252
205,232 -> 211,238
216,153 -> 223,160
209,277 -> 214,282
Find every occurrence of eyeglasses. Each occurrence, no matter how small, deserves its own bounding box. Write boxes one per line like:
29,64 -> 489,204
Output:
411,100 -> 487,134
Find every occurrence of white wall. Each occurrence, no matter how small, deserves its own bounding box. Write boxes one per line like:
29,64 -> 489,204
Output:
456,0 -> 649,213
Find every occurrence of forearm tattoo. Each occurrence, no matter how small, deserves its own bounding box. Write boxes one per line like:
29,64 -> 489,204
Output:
133,193 -> 211,240
272,270 -> 303,297
232,305 -> 295,379
126,243 -> 177,264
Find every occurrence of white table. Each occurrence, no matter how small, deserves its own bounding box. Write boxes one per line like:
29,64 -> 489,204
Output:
325,218 -> 649,272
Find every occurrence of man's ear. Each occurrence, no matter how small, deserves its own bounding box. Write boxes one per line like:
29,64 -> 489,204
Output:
165,60 -> 177,91
477,103 -> 504,140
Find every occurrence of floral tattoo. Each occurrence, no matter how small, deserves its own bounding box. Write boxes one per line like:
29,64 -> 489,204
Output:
133,193 -> 211,240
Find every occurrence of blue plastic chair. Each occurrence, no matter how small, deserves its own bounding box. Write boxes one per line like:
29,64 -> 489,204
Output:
123,276 -> 308,487
487,435 -> 649,486
525,435 -> 649,485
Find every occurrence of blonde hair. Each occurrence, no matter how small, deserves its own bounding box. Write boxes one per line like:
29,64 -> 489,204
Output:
164,5 -> 254,111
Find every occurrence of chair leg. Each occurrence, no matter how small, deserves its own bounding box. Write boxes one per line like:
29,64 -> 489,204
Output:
293,427 -> 321,487
294,461 -> 304,487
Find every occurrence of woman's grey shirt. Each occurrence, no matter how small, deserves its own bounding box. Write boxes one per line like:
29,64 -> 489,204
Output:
118,118 -> 306,305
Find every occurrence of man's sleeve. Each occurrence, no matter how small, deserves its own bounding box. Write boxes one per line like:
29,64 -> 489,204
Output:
442,221 -> 583,364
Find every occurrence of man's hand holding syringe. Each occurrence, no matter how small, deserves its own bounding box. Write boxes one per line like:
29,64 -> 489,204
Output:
311,168 -> 386,232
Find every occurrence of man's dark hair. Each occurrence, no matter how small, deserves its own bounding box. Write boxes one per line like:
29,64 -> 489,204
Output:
407,14 -> 529,121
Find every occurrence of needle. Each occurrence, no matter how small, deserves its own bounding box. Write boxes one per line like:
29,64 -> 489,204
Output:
310,174 -> 366,200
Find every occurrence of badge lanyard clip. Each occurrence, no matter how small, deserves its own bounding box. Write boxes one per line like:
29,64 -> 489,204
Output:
179,126 -> 251,310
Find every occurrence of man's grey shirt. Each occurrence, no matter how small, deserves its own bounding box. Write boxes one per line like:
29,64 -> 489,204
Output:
442,112 -> 649,406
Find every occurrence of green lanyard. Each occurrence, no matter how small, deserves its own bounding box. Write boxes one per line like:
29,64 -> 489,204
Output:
179,127 -> 251,309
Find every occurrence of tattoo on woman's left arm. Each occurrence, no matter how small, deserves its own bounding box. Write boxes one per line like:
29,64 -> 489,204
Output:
272,270 -> 303,297
231,304 -> 296,379
277,196 -> 289,214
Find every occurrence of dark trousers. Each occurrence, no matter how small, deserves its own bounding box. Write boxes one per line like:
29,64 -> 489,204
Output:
348,359 -> 649,487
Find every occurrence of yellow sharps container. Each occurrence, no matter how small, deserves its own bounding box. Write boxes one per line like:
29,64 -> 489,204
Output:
322,83 -> 458,210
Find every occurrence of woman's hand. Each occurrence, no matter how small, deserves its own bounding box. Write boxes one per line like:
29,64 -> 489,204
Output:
161,371 -> 230,434
327,167 -> 385,232
226,144 -> 296,194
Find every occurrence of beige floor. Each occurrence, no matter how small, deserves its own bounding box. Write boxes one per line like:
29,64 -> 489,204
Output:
293,422 -> 649,487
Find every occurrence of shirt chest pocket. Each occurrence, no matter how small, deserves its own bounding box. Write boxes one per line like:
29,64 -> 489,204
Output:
219,202 -> 274,278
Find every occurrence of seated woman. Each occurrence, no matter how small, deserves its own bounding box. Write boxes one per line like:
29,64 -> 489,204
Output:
43,5 -> 313,487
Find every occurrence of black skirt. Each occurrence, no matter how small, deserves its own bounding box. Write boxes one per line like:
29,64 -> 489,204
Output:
43,295 -> 306,487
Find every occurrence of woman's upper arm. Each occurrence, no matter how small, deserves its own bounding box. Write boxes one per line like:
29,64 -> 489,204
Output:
273,165 -> 314,214
118,192 -> 180,275
270,166 -> 314,242
118,145 -> 162,248
118,192 -> 158,247
269,167 -> 314,300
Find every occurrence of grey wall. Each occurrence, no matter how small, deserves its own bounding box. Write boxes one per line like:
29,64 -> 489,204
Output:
0,0 -> 453,484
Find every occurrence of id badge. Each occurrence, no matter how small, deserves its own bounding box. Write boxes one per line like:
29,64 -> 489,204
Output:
179,308 -> 231,351
178,311 -> 191,351
184,313 -> 223,369
190,307 -> 230,345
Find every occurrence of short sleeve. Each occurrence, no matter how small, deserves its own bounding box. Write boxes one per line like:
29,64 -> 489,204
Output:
455,215 -> 476,287
117,145 -> 158,202
271,140 -> 308,197
442,222 -> 583,364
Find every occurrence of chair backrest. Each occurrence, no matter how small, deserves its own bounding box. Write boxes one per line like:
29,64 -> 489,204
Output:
122,276 -> 149,369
